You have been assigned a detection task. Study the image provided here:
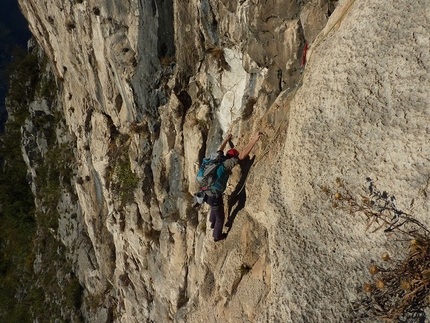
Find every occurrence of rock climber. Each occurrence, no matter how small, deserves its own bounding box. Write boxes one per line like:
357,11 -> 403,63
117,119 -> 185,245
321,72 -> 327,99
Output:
204,132 -> 262,242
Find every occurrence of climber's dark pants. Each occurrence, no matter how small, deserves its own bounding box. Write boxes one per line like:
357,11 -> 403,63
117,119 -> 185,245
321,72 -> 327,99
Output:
206,194 -> 224,240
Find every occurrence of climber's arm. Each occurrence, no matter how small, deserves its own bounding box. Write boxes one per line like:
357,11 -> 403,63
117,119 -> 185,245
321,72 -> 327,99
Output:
238,132 -> 262,160
219,134 -> 232,152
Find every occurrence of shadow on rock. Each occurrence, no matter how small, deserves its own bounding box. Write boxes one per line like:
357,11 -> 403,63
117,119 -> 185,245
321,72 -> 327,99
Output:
226,156 -> 255,232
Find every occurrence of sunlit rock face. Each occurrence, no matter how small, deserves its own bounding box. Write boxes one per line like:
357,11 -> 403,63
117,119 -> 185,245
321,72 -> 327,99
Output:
18,0 -> 430,322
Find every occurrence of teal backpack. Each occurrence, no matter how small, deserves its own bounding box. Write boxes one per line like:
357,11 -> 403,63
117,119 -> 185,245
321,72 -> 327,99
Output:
196,152 -> 226,193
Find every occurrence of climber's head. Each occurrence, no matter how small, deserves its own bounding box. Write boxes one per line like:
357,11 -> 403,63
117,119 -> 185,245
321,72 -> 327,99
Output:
226,148 -> 239,159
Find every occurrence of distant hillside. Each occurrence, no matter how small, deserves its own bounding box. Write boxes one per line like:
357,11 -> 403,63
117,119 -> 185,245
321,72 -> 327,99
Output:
0,0 -> 31,133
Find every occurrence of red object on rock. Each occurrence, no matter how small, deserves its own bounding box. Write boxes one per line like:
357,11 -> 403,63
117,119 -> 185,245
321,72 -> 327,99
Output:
301,42 -> 308,67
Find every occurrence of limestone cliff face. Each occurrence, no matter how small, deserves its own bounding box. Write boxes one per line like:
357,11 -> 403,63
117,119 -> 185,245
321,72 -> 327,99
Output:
17,0 -> 430,322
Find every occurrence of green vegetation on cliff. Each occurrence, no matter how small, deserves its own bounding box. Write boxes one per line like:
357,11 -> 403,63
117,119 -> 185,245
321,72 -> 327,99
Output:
0,45 -> 83,322
0,49 -> 38,323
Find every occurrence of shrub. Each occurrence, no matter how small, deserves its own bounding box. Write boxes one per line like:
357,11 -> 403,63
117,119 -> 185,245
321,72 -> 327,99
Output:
323,178 -> 430,321
105,133 -> 139,206
64,277 -> 83,309
160,56 -> 175,67
207,47 -> 230,71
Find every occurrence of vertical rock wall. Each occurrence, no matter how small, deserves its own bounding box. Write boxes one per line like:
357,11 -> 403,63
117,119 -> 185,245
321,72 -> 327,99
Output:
16,0 -> 430,322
